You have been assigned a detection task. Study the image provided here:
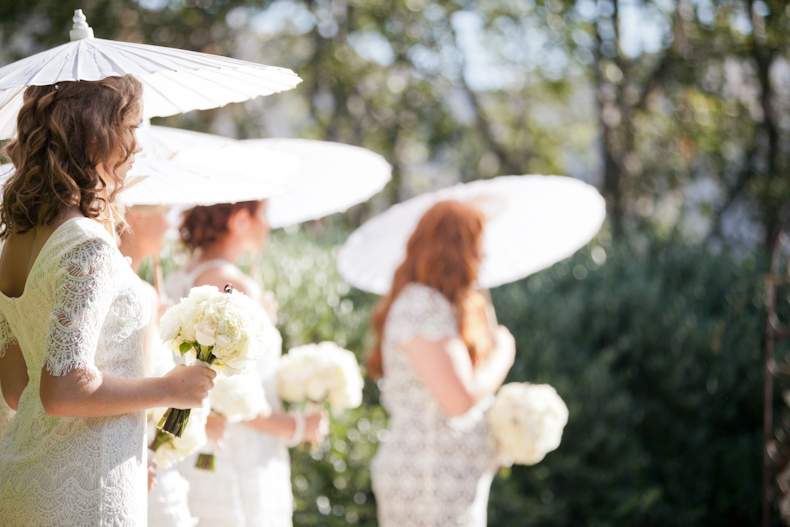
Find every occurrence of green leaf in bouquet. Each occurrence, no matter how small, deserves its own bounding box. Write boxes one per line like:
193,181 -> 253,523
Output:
179,341 -> 193,356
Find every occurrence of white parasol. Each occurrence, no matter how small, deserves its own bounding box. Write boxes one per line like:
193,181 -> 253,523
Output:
1,146 -> 297,207
336,175 -> 607,294
122,125 -> 391,226
238,138 -> 390,228
0,9 -> 301,140
119,143 -> 298,206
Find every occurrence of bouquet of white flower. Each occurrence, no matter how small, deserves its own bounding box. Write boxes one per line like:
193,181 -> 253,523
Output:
277,341 -> 363,411
149,402 -> 210,469
209,372 -> 271,424
487,383 -> 569,465
158,284 -> 269,437
193,372 -> 273,471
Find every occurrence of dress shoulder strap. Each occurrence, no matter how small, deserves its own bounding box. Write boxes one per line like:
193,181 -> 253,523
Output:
185,259 -> 235,289
164,258 -> 235,301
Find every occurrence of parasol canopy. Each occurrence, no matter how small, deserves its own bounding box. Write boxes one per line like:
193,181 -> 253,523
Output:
124,125 -> 390,226
0,9 -> 301,139
336,175 -> 607,295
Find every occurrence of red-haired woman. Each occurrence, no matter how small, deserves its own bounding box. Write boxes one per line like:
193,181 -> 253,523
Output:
369,200 -> 516,527
164,200 -> 328,527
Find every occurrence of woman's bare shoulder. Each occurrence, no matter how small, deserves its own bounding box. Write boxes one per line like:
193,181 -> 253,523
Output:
194,265 -> 260,300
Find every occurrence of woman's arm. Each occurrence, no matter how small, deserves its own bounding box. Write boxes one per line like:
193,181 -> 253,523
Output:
40,363 -> 215,418
402,325 -> 516,417
0,342 -> 28,410
40,238 -> 216,418
244,409 -> 328,443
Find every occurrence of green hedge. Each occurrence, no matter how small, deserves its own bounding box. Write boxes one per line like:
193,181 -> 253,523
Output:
152,227 -> 775,526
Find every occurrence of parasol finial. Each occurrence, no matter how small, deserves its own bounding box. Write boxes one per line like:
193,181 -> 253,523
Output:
69,9 -> 95,41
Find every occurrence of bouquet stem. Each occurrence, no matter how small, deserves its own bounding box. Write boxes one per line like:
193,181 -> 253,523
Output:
150,429 -> 171,452
158,344 -> 218,438
195,453 -> 216,471
157,408 -> 191,438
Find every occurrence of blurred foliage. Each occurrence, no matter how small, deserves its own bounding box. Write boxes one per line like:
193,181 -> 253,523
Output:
252,224 -> 384,526
152,225 -> 780,525
5,0 -> 790,522
3,0 -> 790,244
489,237 -> 775,526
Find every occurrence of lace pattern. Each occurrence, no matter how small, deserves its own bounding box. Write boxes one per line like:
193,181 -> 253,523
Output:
371,283 -> 499,527
387,283 -> 459,345
44,239 -> 116,376
0,311 -> 17,359
149,467 -> 199,527
0,218 -> 149,527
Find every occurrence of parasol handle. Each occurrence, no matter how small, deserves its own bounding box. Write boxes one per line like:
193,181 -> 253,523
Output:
152,254 -> 164,296
480,288 -> 498,330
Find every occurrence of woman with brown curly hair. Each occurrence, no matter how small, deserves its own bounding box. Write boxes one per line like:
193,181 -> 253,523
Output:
165,200 -> 328,527
369,200 -> 516,527
0,76 -> 215,527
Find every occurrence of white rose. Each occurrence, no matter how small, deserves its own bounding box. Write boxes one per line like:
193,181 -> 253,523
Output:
195,318 -> 218,347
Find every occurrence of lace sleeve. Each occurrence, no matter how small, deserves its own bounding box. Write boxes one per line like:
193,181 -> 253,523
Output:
388,284 -> 459,346
0,310 -> 18,359
44,239 -> 118,376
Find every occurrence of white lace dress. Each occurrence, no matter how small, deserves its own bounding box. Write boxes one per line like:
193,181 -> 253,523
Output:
0,217 -> 150,527
371,283 -> 500,527
165,261 -> 293,527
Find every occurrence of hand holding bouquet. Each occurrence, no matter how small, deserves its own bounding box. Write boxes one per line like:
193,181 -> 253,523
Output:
277,341 -> 364,412
487,382 -> 569,465
157,285 -> 269,437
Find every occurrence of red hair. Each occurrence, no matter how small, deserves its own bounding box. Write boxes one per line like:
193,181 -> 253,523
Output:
179,201 -> 261,251
367,200 -> 493,379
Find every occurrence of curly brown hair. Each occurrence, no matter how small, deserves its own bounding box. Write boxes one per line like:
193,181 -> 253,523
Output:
179,201 -> 262,251
0,75 -> 143,239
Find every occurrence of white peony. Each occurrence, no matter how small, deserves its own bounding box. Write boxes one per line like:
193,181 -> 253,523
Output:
277,342 -> 364,412
149,401 -> 209,469
209,372 -> 271,423
487,383 -> 569,466
159,304 -> 182,342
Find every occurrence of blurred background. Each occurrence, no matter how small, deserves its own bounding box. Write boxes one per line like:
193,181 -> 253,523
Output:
2,0 -> 790,524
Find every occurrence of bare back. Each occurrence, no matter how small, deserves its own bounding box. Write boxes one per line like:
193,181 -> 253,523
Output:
0,210 -> 85,299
